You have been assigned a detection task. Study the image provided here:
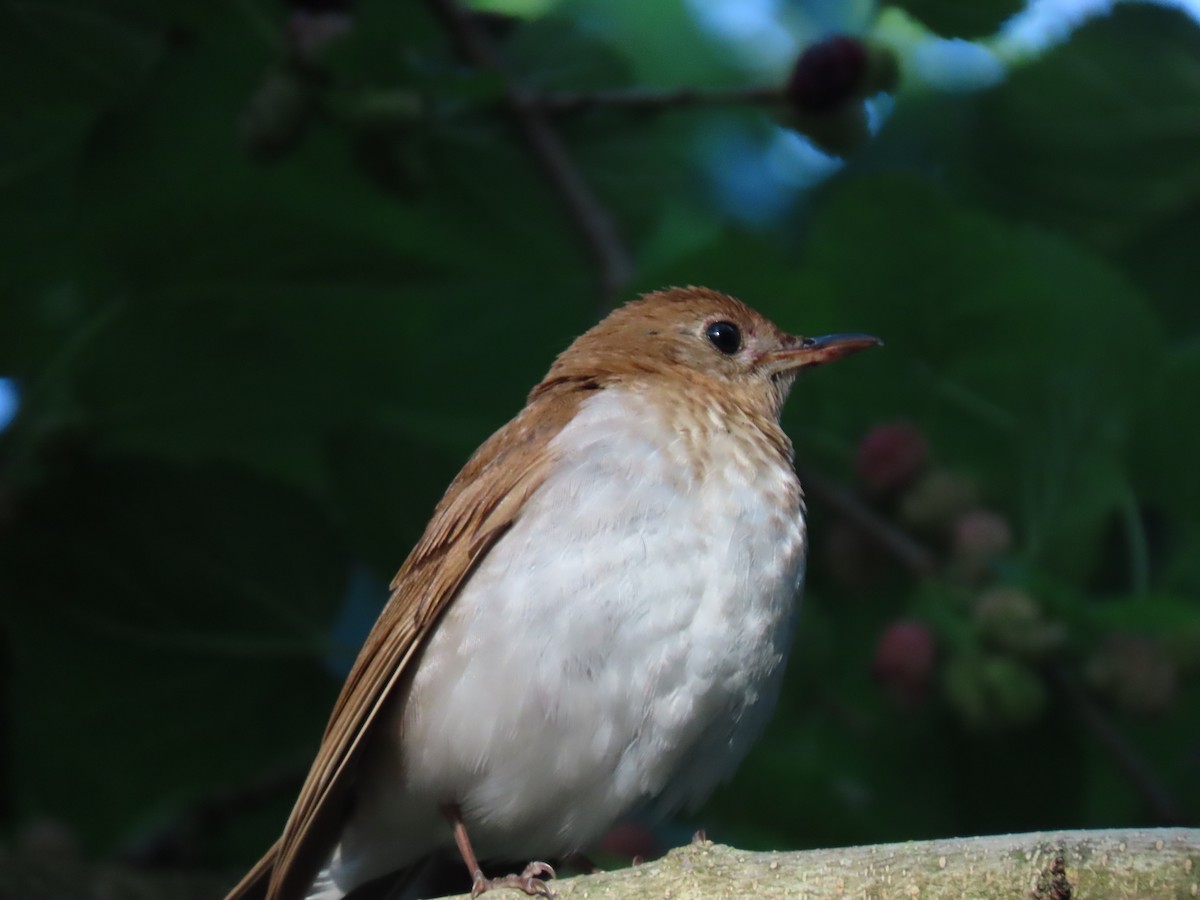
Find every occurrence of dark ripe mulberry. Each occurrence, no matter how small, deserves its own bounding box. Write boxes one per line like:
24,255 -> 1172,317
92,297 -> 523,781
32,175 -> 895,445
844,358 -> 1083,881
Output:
786,35 -> 870,114
855,420 -> 929,495
872,619 -> 937,704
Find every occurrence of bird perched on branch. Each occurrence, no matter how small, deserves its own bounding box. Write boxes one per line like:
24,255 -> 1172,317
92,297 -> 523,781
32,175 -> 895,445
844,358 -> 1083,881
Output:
226,286 -> 880,900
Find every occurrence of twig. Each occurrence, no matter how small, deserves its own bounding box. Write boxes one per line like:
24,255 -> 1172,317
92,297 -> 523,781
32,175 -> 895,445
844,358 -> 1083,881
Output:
1047,665 -> 1185,825
424,0 -> 635,308
538,84 -> 785,116
796,465 -> 938,578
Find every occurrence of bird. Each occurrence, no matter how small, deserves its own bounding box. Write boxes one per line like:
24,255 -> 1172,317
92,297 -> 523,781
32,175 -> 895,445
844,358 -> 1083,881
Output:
226,286 -> 880,900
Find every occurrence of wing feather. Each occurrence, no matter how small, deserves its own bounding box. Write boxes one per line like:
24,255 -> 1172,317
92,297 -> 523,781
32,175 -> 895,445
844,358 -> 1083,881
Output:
229,390 -> 587,900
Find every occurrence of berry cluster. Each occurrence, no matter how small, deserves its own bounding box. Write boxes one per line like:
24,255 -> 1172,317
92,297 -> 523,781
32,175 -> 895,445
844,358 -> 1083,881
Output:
829,421 -> 1178,726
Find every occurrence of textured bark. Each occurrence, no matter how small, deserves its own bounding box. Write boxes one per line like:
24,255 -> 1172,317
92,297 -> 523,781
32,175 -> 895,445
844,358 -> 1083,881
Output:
442,828 -> 1199,900
3,828 -> 1196,899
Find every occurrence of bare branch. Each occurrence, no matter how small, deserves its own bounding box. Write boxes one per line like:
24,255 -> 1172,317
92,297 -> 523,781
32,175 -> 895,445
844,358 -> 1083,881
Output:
796,465 -> 939,578
1048,665 -> 1186,825
424,0 -> 635,307
538,84 -> 785,116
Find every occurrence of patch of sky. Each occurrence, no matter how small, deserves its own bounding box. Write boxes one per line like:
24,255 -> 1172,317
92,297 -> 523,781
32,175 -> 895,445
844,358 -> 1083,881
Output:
996,0 -> 1200,61
0,379 -> 19,433
325,564 -> 388,678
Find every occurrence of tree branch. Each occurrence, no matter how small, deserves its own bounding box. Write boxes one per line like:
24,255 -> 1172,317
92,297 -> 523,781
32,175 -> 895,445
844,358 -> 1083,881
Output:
428,829 -> 1196,899
538,84 -> 785,116
424,0 -> 635,307
1048,665 -> 1186,825
796,465 -> 939,578
12,830 -> 1200,899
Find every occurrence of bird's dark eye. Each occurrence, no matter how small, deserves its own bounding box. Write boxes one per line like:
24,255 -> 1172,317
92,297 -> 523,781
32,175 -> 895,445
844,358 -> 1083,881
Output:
705,320 -> 742,355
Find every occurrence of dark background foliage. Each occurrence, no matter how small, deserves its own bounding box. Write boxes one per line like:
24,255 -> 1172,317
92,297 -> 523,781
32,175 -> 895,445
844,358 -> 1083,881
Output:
1,0 -> 1197,883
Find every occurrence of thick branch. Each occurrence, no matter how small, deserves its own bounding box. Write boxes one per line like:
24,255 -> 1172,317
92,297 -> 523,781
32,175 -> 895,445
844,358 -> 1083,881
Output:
12,829 -> 1195,899
424,0 -> 635,306
445,829 -> 1198,899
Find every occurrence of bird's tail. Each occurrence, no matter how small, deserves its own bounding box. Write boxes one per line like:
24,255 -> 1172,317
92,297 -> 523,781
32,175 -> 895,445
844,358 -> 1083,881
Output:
224,839 -> 278,900
224,840 -> 351,900
305,863 -> 349,900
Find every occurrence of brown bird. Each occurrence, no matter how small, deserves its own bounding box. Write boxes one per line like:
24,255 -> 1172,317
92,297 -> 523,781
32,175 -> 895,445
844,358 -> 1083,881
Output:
226,286 -> 880,900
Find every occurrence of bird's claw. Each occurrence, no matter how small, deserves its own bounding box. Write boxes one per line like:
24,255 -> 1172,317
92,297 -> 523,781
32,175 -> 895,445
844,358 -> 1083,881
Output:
470,861 -> 556,897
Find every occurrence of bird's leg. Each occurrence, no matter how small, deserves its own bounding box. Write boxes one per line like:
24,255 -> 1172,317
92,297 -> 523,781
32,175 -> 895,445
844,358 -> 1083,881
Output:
441,804 -> 556,898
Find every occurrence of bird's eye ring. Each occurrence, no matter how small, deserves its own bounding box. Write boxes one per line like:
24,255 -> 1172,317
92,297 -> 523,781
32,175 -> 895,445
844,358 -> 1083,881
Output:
705,321 -> 742,355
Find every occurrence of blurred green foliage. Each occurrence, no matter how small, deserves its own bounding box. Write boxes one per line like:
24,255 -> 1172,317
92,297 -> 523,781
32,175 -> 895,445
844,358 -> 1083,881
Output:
1,0 -> 1197,881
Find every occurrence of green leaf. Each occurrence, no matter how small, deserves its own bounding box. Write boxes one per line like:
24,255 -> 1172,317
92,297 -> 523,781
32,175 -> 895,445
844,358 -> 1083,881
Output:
0,1 -> 164,111
881,0 -> 1024,38
1,454 -> 346,852
1087,595 -> 1200,639
470,0 -> 561,15
506,14 -> 633,92
325,424 -> 464,577
943,654 -> 1046,730
557,0 -> 741,87
780,173 -> 1162,579
966,5 -> 1200,255
1129,342 -> 1200,520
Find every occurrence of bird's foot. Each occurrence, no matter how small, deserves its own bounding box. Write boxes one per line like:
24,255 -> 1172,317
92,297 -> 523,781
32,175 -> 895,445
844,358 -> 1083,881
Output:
470,861 -> 556,898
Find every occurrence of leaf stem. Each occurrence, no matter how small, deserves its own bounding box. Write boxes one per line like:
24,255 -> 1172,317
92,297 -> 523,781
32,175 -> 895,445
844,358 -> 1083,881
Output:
1120,486 -> 1151,596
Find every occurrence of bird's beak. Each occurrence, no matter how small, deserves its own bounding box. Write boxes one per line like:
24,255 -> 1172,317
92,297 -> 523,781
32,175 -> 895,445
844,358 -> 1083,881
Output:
762,333 -> 883,375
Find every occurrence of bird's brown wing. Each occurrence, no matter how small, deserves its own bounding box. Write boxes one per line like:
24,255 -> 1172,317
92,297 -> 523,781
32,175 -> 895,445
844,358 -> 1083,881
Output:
225,393 -> 584,900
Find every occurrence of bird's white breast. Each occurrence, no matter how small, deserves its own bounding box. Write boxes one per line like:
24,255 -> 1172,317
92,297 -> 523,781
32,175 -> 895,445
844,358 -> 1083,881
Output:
336,386 -> 806,885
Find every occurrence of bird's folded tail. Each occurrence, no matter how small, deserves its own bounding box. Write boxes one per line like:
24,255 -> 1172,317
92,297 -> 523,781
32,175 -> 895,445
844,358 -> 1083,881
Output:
306,864 -> 348,900
224,841 -> 352,900
224,839 -> 278,900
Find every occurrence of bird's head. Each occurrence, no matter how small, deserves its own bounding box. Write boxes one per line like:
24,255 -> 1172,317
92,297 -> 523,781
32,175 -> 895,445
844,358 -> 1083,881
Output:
540,286 -> 881,420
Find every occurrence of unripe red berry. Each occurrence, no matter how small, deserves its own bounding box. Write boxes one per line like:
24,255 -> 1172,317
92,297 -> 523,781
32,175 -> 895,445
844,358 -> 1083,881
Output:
241,69 -> 313,162
1087,634 -> 1177,715
872,619 -> 936,705
949,507 -> 1012,582
974,586 -> 1037,621
972,587 -> 1063,657
899,468 -> 978,533
855,421 -> 929,495
953,508 -> 1012,560
600,821 -> 663,862
287,8 -> 354,57
944,654 -> 1046,730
